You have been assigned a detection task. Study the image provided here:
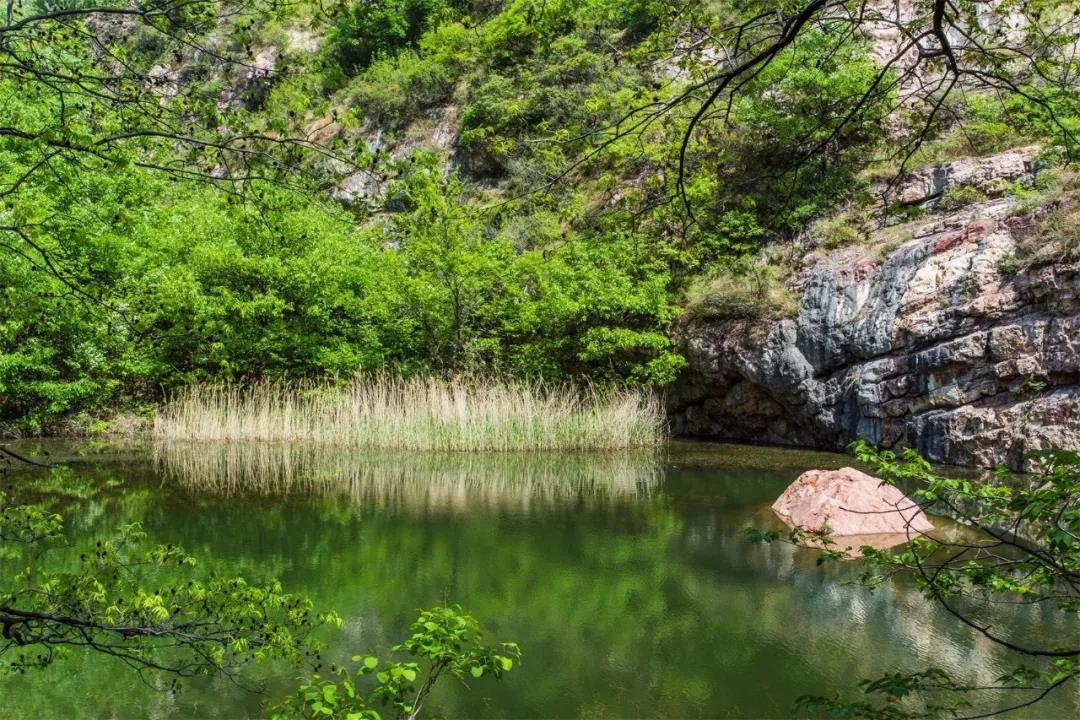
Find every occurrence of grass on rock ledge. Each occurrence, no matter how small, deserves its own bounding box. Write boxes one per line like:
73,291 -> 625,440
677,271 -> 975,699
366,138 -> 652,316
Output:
154,376 -> 664,451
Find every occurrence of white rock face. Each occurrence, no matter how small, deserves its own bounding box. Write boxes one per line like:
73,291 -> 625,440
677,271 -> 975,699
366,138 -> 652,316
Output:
286,29 -> 323,53
218,46 -> 279,110
772,467 -> 934,537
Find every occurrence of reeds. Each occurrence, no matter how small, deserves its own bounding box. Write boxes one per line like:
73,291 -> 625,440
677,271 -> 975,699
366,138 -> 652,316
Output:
153,375 -> 665,451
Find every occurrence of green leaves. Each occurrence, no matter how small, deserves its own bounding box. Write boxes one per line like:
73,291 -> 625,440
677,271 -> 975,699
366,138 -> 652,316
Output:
273,605 -> 520,719
327,0 -> 460,74
0,494 -> 332,678
0,491 -> 64,545
741,526 -> 780,544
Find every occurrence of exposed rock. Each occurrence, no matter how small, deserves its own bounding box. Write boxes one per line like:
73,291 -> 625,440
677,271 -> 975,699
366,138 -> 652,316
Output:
218,47 -> 279,110
286,28 -> 323,53
147,64 -> 182,101
671,159 -> 1080,470
772,466 -> 933,537
864,0 -> 1028,140
304,116 -> 341,145
85,13 -> 139,45
332,106 -> 463,204
332,169 -> 385,206
892,146 -> 1041,206
430,105 -> 460,152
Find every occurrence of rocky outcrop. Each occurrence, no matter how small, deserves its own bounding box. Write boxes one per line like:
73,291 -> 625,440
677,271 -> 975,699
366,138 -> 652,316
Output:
218,47 -> 278,110
670,153 -> 1080,469
894,145 -> 1042,205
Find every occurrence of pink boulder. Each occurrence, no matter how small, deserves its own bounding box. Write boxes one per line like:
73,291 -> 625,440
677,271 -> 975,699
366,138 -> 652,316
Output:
772,467 -> 933,538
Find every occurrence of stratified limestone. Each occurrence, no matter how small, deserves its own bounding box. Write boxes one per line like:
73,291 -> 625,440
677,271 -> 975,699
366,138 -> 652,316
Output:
670,148 -> 1079,470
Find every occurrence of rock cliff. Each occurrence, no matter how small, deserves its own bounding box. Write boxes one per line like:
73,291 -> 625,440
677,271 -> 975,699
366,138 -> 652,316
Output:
670,149 -> 1080,469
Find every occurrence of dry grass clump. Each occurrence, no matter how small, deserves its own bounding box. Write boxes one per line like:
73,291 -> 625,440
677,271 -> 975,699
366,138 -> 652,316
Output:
154,375 -> 664,451
684,264 -> 799,321
1013,193 -> 1080,270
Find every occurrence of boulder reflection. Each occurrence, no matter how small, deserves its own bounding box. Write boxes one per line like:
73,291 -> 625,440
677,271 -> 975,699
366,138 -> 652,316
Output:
155,442 -> 661,514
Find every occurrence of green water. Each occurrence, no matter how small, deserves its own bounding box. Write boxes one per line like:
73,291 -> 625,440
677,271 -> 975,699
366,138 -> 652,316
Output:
1,440 -> 1076,718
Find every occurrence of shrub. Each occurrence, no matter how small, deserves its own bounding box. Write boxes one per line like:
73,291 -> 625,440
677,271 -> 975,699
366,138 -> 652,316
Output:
1008,167 -> 1067,216
717,28 -> 892,232
814,214 -> 864,250
910,94 -> 1035,163
996,252 -> 1020,276
696,209 -> 768,261
327,0 -> 464,73
935,183 -> 987,211
352,50 -> 452,125
576,327 -> 686,386
1015,197 -> 1080,268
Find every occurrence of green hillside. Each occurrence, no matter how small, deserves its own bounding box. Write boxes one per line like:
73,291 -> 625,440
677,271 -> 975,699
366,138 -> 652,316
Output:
1,0 -> 1076,431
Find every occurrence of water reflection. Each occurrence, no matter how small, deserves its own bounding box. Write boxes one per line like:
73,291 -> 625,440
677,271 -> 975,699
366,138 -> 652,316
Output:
155,442 -> 661,515
0,441 -> 1076,718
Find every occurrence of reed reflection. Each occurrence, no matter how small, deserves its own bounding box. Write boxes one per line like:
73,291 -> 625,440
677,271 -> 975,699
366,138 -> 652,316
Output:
155,442 -> 662,514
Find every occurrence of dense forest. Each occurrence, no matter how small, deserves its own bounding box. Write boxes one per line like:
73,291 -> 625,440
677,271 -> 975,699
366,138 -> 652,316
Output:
3,0 -> 1074,433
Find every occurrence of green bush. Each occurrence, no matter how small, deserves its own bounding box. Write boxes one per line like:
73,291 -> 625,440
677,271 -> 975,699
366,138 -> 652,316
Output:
1008,166 -> 1067,216
908,91 -> 1079,167
814,214 -> 865,250
1015,196 -> 1080,268
936,184 -> 987,211
352,50 -> 452,125
327,0 -> 464,73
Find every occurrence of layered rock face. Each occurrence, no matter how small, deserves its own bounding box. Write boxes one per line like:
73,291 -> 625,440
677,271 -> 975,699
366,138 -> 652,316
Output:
670,152 -> 1080,469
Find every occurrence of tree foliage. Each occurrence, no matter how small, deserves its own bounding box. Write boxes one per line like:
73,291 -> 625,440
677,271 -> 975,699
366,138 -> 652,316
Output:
0,488 -> 338,684
327,0 -> 467,73
272,605 -> 519,720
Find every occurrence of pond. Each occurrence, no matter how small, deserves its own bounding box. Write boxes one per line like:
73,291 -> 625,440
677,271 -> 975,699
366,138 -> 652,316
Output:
1,440 -> 1076,718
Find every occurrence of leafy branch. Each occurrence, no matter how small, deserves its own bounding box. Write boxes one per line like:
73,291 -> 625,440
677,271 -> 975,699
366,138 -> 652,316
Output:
750,440 -> 1080,718
0,487 -> 338,686
272,605 -> 520,720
